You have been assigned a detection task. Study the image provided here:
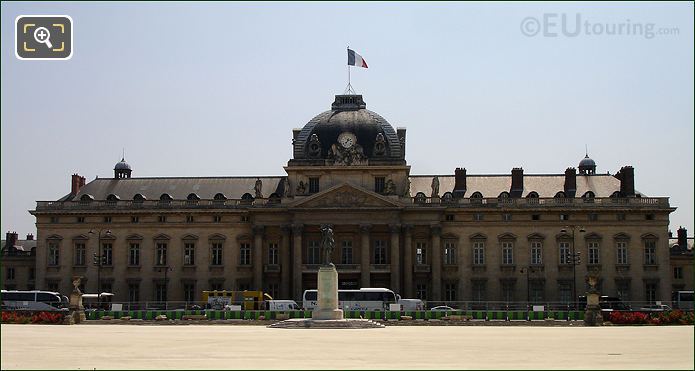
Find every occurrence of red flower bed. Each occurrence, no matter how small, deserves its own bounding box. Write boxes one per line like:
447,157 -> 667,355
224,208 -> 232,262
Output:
608,310 -> 694,325
1,311 -> 65,324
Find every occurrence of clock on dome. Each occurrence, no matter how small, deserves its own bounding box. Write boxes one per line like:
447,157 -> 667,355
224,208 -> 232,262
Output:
338,132 -> 357,148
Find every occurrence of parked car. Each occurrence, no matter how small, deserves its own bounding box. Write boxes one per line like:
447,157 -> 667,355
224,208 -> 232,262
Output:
638,304 -> 672,312
430,305 -> 455,311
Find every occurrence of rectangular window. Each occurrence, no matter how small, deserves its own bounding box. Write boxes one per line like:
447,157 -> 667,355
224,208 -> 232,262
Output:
156,242 -> 168,266
530,241 -> 543,265
158,215 -> 167,223
48,242 -> 60,266
101,282 -> 112,294
102,243 -> 113,266
530,281 -> 544,302
645,214 -> 655,220
559,242 -> 570,265
241,215 -> 250,222
415,242 -> 427,265
473,213 -> 484,221
472,281 -> 486,302
76,216 -> 85,223
560,214 -> 569,221
239,243 -> 251,265
645,282 -> 657,303
104,216 -> 112,223
309,177 -> 320,194
416,283 -> 427,300
47,282 -> 59,292
616,281 -> 630,302
588,241 -> 600,265
444,241 -> 456,265
502,281 -> 515,302
616,241 -> 628,265
644,240 -> 657,265
502,241 -> 514,265
307,241 -> 320,264
186,215 -> 194,223
131,216 -> 139,223
502,213 -> 512,221
341,240 -> 353,264
445,214 -> 455,221
129,243 -> 140,266
74,243 -> 86,266
268,242 -> 279,265
531,214 -> 540,221
184,283 -> 196,303
374,177 -> 385,193
674,267 -> 683,279
6,267 -> 15,280
50,216 -> 59,223
588,213 -> 598,221
29,268 -> 35,280
184,243 -> 195,265
128,283 -> 139,303
155,283 -> 167,302
213,215 -> 222,223
558,282 -> 572,303
444,282 -> 457,302
617,213 -> 626,221
374,240 -> 387,264
266,283 -> 280,300
211,243 -> 223,266
473,241 -> 485,265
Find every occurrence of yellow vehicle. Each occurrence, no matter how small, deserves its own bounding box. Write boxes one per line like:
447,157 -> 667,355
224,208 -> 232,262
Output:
201,290 -> 270,310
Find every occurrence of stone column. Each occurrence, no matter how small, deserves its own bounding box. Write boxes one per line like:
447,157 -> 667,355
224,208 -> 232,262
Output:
360,224 -> 372,288
431,224 -> 442,301
292,224 -> 303,301
280,226 -> 291,299
389,224 -> 401,294
403,225 -> 413,298
253,225 -> 264,291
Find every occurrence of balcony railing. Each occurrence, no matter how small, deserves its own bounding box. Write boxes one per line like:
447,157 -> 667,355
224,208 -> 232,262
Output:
406,196 -> 670,208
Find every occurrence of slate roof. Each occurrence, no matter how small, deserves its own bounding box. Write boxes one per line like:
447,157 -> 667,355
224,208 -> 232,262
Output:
68,176 -> 286,201
1,239 -> 37,253
409,174 -> 628,198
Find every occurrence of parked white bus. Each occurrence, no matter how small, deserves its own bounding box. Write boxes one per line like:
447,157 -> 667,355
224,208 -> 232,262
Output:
672,290 -> 694,310
1,290 -> 69,311
302,288 -> 398,311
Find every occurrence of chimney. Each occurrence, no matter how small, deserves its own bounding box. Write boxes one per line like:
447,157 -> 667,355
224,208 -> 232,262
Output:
397,127 -> 407,157
71,173 -> 86,195
5,231 -> 18,253
453,168 -> 467,198
26,233 -> 34,240
564,168 -> 577,197
615,166 -> 635,197
677,227 -> 688,249
510,168 -> 524,197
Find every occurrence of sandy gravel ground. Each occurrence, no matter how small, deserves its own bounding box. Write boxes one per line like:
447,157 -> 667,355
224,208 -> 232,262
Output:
1,324 -> 693,369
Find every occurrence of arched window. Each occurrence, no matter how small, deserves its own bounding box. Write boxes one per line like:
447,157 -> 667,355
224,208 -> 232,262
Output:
159,193 -> 173,201
610,191 -> 621,198
582,191 -> 595,203
414,192 -> 427,204
106,194 -> 120,202
442,192 -> 454,204
470,191 -> 483,204
554,191 -> 566,198
79,194 -> 94,203
526,191 -> 539,198
526,191 -> 539,205
187,193 -> 200,201
241,193 -> 254,201
213,193 -> 227,201
133,194 -> 146,204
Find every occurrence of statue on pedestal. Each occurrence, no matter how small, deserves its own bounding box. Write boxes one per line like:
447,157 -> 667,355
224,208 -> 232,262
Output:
320,224 -> 335,266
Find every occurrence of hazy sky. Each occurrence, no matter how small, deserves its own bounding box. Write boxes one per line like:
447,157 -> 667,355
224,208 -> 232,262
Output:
1,2 -> 693,237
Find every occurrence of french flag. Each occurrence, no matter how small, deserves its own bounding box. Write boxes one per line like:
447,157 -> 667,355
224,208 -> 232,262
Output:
347,48 -> 368,68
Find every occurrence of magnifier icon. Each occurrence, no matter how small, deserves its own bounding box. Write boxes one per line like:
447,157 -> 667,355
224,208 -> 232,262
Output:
33,27 -> 53,49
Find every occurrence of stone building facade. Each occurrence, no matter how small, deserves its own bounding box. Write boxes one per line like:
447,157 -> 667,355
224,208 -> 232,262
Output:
1,232 -> 37,291
30,94 -> 675,305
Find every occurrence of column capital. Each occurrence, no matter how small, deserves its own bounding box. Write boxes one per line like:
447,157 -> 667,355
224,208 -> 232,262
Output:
430,223 -> 442,236
252,225 -> 265,236
360,224 -> 372,233
402,224 -> 414,235
291,224 -> 304,234
281,225 -> 292,235
389,224 -> 402,233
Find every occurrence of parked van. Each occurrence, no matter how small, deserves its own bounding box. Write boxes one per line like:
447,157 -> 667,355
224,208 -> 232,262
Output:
265,300 -> 300,311
398,298 -> 425,311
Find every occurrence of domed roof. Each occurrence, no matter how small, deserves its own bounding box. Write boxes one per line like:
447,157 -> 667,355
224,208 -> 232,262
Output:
114,157 -> 132,171
291,95 -> 404,164
579,154 -> 596,168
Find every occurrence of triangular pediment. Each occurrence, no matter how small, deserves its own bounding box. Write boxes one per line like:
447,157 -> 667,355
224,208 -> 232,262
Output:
291,183 -> 402,209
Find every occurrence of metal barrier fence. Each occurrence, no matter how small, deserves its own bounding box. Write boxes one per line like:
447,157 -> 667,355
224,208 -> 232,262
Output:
85,309 -> 586,321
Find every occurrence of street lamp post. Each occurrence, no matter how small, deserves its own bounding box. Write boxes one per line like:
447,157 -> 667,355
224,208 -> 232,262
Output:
157,265 -> 173,309
561,226 -> 584,309
89,229 -> 111,309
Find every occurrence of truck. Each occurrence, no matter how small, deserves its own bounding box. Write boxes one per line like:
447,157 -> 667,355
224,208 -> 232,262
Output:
265,300 -> 300,311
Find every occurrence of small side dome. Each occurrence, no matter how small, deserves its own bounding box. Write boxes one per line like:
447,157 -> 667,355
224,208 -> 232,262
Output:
114,157 -> 133,179
578,153 -> 596,175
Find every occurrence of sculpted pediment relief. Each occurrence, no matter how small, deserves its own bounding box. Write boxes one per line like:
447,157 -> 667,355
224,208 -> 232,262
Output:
292,183 -> 401,209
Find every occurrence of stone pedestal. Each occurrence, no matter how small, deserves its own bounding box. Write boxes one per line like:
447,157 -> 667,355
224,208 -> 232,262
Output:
312,264 -> 343,320
584,290 -> 603,326
69,292 -> 86,324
